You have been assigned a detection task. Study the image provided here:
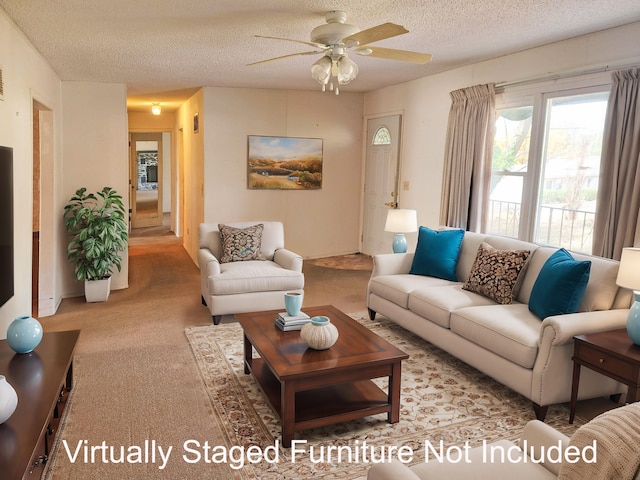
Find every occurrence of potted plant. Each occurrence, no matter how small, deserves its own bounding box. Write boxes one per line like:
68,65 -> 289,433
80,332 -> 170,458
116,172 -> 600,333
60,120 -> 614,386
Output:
63,187 -> 128,302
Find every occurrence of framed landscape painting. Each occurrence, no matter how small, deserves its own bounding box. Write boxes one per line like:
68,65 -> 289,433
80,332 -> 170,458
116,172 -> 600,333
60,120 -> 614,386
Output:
248,135 -> 323,190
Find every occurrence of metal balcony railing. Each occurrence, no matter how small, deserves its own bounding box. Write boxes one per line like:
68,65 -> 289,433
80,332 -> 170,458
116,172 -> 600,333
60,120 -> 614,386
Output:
487,200 -> 595,253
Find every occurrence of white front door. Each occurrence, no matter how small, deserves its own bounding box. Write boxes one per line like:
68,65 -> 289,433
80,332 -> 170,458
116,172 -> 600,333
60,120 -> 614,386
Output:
362,115 -> 402,255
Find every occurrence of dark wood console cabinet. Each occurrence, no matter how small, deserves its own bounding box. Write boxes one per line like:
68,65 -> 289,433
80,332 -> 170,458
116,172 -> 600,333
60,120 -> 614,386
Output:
0,330 -> 80,480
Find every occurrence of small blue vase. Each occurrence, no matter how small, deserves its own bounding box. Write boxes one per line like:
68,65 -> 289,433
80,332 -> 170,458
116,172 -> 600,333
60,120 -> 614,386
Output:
6,316 -> 43,354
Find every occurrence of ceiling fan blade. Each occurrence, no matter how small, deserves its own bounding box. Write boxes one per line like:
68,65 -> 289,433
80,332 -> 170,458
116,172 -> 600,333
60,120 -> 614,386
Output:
356,46 -> 432,64
255,35 -> 328,49
342,23 -> 408,47
247,50 -> 322,66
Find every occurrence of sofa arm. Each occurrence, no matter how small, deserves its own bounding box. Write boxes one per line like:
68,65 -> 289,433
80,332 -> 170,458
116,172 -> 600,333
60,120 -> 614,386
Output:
372,253 -> 415,277
367,459 -> 422,480
274,248 -> 303,272
521,420 -> 569,476
198,248 -> 221,276
539,309 -> 629,347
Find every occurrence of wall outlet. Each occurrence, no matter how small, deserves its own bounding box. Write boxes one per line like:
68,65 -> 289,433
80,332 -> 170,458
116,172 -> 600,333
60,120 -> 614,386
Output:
403,180 -> 410,190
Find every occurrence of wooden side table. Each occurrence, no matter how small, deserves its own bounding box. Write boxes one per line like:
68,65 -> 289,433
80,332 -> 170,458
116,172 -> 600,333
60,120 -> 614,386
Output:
570,328 -> 640,423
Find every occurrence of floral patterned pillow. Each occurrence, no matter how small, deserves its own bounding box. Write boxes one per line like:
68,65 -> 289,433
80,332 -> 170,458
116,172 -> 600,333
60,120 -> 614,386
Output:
463,242 -> 532,304
218,224 -> 265,263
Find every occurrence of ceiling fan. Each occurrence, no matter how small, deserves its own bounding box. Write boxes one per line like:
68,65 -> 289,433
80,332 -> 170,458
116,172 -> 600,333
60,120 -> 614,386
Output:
249,10 -> 432,95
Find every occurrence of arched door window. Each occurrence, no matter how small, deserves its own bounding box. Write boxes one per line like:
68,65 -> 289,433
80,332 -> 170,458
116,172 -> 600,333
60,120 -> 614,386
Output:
372,126 -> 391,145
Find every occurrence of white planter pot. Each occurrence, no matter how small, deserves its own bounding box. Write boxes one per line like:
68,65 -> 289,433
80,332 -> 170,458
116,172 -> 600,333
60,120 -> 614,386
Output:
84,277 -> 111,303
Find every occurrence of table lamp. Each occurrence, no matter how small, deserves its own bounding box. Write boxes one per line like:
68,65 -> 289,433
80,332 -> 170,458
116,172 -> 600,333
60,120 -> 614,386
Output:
384,209 -> 417,253
616,247 -> 640,345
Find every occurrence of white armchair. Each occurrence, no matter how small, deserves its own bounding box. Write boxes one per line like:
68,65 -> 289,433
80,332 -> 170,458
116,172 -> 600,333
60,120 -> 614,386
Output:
198,222 -> 304,325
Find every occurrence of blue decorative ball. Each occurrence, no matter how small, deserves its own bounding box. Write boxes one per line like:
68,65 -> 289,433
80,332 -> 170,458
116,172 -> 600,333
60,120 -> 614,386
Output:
6,316 -> 43,354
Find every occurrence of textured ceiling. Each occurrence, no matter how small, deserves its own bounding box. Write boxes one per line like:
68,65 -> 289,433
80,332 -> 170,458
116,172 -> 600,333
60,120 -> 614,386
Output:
2,0 -> 640,112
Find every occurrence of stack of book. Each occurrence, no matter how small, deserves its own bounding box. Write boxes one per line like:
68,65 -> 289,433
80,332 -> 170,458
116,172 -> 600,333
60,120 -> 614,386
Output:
275,311 -> 310,331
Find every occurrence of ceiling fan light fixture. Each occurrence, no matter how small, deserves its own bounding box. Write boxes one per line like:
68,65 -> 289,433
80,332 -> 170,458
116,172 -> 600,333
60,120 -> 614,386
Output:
253,10 -> 432,95
311,55 -> 332,85
336,55 -> 358,85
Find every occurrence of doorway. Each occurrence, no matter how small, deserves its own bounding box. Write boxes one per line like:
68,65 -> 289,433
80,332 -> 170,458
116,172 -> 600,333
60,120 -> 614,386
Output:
130,132 -> 164,228
32,100 -> 55,317
362,115 -> 402,255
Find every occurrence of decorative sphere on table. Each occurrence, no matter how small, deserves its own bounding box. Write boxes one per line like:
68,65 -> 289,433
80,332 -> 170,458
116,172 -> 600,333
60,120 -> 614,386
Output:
300,316 -> 339,350
6,316 -> 43,354
0,375 -> 18,424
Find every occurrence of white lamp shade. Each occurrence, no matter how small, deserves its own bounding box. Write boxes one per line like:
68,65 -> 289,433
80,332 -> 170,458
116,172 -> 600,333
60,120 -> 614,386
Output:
617,247 -> 640,290
384,209 -> 417,233
311,56 -> 332,85
336,55 -> 358,85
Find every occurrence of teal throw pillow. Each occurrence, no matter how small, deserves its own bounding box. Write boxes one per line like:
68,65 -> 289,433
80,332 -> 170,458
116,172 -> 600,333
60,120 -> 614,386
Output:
409,227 -> 465,281
528,248 -> 591,320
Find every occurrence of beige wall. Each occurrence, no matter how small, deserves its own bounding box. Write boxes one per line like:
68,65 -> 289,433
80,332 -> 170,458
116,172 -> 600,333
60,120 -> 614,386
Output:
364,21 -> 640,238
128,111 -> 175,131
201,87 -> 364,259
60,82 -> 130,297
0,11 -> 63,336
177,89 -> 205,262
0,15 -> 127,333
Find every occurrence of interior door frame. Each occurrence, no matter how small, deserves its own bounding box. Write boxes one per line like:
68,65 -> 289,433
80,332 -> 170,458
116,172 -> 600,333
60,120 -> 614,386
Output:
32,98 -> 55,317
129,131 -> 165,229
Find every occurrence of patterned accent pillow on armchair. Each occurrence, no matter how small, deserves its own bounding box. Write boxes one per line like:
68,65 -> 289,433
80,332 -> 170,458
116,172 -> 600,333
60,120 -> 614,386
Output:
218,223 -> 265,263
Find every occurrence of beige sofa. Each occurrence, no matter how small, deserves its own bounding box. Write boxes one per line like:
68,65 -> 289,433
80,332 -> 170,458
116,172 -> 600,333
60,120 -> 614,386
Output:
367,230 -> 632,420
199,222 -> 304,324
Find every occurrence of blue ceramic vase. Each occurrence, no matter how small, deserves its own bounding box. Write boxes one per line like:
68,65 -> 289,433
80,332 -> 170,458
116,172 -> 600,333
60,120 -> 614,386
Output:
6,316 -> 43,354
627,293 -> 640,345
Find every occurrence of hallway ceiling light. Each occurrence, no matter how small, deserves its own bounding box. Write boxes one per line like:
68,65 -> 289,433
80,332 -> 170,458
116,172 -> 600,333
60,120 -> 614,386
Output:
151,103 -> 161,115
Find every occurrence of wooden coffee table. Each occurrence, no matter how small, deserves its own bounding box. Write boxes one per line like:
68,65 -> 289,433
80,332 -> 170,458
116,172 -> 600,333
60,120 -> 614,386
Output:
236,305 -> 408,447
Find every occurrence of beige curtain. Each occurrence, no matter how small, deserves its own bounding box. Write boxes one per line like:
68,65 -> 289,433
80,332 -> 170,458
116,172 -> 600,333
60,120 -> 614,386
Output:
593,68 -> 640,260
439,83 -> 495,231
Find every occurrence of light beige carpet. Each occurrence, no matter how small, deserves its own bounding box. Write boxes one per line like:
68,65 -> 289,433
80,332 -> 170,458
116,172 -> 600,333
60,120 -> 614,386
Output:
185,312 -> 585,480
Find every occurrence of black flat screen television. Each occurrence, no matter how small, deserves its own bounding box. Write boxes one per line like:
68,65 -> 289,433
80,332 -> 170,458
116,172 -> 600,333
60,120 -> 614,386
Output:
0,146 -> 14,307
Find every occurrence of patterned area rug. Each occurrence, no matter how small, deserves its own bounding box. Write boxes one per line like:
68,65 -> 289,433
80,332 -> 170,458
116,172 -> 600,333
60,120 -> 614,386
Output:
185,312 -> 584,480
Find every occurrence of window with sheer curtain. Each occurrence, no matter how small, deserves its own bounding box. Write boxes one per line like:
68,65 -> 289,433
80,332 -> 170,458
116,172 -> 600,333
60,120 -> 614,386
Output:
486,86 -> 610,254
